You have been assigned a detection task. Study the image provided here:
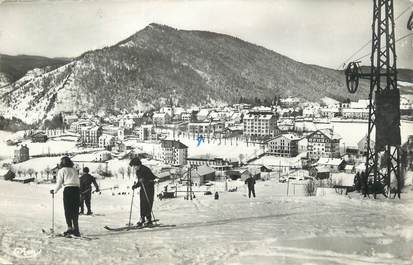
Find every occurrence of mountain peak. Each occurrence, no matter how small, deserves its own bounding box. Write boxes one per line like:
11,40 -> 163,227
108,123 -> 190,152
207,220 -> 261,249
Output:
147,23 -> 177,31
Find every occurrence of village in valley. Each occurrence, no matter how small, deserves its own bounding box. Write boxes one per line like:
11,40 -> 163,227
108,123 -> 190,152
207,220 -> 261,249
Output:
1,0 -> 413,264
1,95 -> 412,198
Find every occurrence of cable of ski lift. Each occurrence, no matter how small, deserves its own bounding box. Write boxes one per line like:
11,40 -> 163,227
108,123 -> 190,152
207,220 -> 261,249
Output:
337,3 -> 413,70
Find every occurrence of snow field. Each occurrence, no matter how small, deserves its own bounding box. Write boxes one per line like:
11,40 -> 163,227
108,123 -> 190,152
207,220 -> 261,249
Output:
0,178 -> 412,265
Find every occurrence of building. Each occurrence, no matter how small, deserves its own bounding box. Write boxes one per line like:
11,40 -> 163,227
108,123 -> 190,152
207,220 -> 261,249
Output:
187,157 -> 233,171
240,169 -> 260,181
181,112 -> 192,122
153,112 -> 171,126
316,158 -> 345,173
13,145 -> 29,163
94,151 -> 111,162
307,129 -> 341,160
62,114 -> 78,126
243,111 -> 278,138
117,127 -> 125,141
98,134 -> 115,149
297,137 -> 308,154
196,109 -> 211,121
191,165 -> 216,186
267,134 -> 300,157
357,135 -> 375,155
135,124 -> 155,141
280,97 -> 300,108
45,129 -> 64,137
119,117 -> 135,130
319,106 -> 340,118
69,120 -> 94,133
113,141 -> 127,153
31,132 -> 48,143
160,140 -> 188,166
80,126 -> 102,146
188,122 -> 225,136
341,108 -> 369,119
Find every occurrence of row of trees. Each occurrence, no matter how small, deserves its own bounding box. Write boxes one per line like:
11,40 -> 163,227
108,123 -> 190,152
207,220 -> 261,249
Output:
238,96 -> 279,107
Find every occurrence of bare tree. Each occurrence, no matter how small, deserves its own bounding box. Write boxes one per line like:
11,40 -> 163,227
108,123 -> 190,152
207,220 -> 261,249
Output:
127,166 -> 132,179
118,167 -> 126,179
27,168 -> 34,178
17,168 -> 22,178
238,154 -> 244,165
45,166 -> 51,181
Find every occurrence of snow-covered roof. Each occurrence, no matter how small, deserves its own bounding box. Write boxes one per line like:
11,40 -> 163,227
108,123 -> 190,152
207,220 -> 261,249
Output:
331,172 -> 354,186
153,112 -> 168,118
317,158 -> 343,166
193,165 -> 215,176
268,133 -> 300,142
342,108 -> 369,113
344,165 -> 355,170
315,129 -> 341,140
244,112 -> 275,120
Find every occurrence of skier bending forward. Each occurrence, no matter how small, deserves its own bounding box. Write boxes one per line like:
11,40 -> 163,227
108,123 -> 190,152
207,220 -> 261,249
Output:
130,157 -> 157,226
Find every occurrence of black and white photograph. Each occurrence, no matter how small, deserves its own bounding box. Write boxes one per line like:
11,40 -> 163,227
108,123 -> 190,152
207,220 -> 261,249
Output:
0,0 -> 412,264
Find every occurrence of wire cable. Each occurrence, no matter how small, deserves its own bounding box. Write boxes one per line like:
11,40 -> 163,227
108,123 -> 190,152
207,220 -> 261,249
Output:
352,32 -> 413,62
337,3 -> 413,70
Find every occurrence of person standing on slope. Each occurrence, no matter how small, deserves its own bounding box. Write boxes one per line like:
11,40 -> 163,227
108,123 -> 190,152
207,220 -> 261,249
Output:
130,157 -> 157,226
244,175 -> 256,198
79,167 -> 100,215
50,156 -> 81,237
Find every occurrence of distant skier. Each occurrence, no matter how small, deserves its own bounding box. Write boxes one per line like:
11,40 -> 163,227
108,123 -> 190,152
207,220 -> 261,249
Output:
50,156 -> 81,237
244,175 -> 256,198
79,167 -> 100,215
130,157 -> 157,226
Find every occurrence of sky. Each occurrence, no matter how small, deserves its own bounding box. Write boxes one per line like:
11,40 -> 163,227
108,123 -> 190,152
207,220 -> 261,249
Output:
0,0 -> 412,69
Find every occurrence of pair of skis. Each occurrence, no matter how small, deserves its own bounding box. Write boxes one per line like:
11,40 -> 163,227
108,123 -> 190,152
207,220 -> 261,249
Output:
104,219 -> 176,232
41,229 -> 96,241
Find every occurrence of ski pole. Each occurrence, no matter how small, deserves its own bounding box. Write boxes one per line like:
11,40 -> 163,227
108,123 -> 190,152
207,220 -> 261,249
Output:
128,188 -> 135,227
51,192 -> 55,236
140,181 -> 157,223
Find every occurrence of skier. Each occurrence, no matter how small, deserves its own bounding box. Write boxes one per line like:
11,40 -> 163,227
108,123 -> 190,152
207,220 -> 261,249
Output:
244,175 -> 256,198
50,156 -> 81,237
130,157 -> 158,226
79,167 -> 100,215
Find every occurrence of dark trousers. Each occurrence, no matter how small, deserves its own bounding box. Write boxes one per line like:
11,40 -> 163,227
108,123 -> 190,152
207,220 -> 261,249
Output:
248,187 -> 256,198
80,190 -> 92,213
140,183 -> 154,222
63,187 -> 80,232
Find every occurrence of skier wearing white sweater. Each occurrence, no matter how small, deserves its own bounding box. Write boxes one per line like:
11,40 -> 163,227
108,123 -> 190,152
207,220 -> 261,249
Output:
50,156 -> 81,237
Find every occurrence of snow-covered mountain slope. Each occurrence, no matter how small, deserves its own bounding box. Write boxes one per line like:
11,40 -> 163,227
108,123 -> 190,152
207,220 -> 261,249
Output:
0,179 -> 412,265
1,23 -> 371,124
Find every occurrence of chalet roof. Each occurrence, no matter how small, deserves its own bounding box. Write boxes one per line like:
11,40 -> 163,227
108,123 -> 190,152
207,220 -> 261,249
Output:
308,129 -> 341,140
267,133 -> 300,143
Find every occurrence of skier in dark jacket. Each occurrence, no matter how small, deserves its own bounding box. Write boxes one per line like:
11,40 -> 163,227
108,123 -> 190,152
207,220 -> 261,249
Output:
130,157 -> 157,226
245,175 -> 256,198
79,167 -> 99,215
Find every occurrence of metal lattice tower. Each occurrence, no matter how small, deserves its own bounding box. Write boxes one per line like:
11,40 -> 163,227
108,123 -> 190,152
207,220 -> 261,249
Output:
367,0 -> 400,197
345,0 -> 401,198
